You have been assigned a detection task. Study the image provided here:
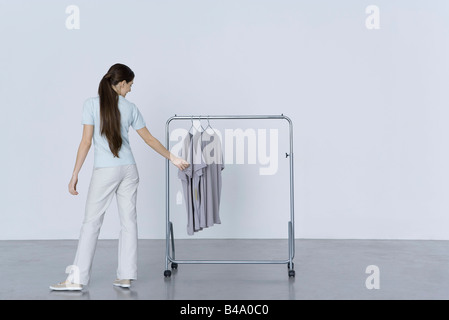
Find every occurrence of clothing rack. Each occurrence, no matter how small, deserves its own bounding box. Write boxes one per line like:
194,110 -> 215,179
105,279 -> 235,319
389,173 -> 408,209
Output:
164,114 -> 296,277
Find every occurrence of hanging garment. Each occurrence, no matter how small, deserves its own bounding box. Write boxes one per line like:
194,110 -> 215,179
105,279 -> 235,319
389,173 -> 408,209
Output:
178,127 -> 224,235
178,131 -> 206,235
191,131 -> 207,232
199,129 -> 224,228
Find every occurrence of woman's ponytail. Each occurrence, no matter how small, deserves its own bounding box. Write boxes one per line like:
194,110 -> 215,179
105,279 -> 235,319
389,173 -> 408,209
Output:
97,64 -> 135,158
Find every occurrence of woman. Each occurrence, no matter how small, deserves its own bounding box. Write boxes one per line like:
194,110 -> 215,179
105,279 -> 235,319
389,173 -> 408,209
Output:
50,63 -> 189,291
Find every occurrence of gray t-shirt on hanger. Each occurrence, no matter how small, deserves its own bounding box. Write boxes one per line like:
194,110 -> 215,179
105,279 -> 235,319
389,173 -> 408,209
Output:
178,131 -> 206,235
199,130 -> 225,228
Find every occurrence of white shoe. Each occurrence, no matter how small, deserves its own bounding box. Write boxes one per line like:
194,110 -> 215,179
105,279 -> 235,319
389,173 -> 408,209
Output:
49,280 -> 83,291
113,279 -> 131,288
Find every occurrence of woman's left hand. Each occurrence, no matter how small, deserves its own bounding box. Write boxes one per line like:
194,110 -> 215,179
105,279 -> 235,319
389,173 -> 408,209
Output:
68,175 -> 79,195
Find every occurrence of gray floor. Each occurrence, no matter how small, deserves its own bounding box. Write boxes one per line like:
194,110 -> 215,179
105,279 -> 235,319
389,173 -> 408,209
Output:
1,239 -> 449,300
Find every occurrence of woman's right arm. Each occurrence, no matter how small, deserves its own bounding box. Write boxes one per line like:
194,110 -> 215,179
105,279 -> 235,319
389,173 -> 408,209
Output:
136,126 -> 189,171
68,124 -> 94,195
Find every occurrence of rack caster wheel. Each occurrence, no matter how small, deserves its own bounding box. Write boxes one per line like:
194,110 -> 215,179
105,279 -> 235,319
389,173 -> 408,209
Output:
164,270 -> 172,277
287,262 -> 294,269
171,263 -> 178,270
288,270 -> 295,277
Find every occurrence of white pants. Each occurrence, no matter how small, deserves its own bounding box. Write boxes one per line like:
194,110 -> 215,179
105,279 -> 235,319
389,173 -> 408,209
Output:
71,164 -> 139,285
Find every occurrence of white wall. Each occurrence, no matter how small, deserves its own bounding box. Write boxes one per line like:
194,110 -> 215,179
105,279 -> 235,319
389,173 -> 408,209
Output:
1,0 -> 448,240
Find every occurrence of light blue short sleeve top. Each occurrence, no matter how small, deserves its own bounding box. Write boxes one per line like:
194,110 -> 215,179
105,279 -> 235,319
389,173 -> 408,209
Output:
81,95 -> 146,168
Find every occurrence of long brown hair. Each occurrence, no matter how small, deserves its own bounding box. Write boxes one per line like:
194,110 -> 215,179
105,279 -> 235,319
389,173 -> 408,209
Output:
98,63 -> 135,158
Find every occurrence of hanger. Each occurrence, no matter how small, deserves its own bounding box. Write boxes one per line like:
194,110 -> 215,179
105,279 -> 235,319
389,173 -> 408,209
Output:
204,116 -> 217,135
188,116 -> 194,134
192,116 -> 205,134
189,116 -> 205,134
198,116 -> 206,132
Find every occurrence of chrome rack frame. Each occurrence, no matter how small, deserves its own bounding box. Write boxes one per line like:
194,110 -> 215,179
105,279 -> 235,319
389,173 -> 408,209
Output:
164,114 -> 296,277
